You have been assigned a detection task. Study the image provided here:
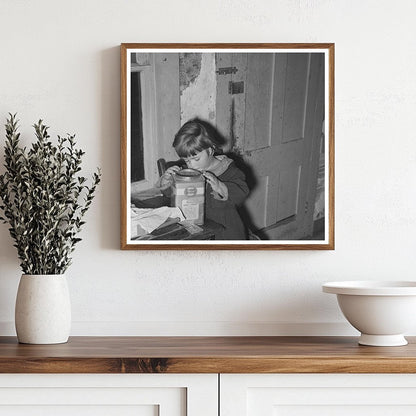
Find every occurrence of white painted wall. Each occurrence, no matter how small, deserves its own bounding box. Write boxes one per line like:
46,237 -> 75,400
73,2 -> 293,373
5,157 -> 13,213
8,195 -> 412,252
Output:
0,0 -> 415,337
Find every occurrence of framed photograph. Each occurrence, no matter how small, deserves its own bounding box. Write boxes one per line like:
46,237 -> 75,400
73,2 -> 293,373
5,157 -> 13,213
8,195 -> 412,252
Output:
121,43 -> 334,250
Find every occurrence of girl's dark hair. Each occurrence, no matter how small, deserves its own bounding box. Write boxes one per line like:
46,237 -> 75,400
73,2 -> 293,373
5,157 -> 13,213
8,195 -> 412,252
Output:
173,119 -> 220,158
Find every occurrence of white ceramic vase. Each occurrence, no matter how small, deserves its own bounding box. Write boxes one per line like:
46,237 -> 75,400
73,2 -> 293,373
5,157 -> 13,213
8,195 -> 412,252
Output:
15,274 -> 71,344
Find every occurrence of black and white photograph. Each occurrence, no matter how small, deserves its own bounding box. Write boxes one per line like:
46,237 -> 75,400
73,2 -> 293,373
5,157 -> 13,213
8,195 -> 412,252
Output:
121,44 -> 334,249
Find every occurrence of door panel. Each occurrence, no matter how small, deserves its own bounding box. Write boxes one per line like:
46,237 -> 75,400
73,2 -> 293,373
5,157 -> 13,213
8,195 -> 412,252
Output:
282,54 -> 310,142
245,53 -> 274,152
277,165 -> 301,221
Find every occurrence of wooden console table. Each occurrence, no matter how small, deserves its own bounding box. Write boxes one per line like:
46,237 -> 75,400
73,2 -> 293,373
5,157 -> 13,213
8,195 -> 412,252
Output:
2,336 -> 416,415
1,336 -> 416,373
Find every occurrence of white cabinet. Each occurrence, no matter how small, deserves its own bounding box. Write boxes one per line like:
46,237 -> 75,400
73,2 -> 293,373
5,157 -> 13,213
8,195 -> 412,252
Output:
3,373 -> 416,415
220,374 -> 416,416
0,374 -> 218,416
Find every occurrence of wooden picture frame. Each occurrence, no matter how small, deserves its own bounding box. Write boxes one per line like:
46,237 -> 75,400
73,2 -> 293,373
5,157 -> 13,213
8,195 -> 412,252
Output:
121,43 -> 334,250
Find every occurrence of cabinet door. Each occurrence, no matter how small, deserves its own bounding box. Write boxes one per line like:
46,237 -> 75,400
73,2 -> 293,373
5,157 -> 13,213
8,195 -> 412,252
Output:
0,374 -> 217,416
221,374 -> 416,416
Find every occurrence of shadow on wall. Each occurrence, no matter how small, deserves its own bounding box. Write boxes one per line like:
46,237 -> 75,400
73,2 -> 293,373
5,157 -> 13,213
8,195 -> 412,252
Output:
221,281 -> 336,335
0,223 -> 21,325
100,47 -> 121,250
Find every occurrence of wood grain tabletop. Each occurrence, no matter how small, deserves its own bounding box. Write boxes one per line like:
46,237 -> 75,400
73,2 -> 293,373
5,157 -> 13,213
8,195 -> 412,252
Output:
0,336 -> 415,374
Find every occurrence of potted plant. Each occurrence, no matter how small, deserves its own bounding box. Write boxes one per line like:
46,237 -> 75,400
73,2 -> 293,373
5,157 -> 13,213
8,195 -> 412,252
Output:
0,114 -> 101,344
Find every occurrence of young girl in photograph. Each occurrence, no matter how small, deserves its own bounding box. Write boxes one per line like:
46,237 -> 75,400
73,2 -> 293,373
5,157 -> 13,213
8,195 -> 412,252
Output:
159,119 -> 249,240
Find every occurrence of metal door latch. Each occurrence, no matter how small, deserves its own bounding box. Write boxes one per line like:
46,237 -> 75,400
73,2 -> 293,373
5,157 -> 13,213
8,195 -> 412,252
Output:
228,81 -> 244,95
216,66 -> 238,75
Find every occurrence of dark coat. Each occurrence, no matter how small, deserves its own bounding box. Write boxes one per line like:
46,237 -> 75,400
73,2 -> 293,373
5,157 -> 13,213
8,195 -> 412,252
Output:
205,162 -> 249,240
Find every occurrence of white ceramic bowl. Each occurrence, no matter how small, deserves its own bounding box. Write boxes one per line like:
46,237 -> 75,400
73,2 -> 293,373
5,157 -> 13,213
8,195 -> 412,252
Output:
323,281 -> 416,346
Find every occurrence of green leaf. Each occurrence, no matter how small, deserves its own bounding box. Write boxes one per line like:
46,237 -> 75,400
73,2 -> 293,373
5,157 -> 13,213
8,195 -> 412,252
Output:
0,114 -> 101,274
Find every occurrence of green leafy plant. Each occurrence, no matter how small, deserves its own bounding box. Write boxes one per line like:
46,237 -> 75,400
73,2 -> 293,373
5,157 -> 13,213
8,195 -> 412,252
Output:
0,113 -> 101,275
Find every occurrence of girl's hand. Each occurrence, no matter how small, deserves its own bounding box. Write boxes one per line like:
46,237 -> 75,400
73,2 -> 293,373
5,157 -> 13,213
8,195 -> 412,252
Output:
159,165 -> 181,188
203,171 -> 228,200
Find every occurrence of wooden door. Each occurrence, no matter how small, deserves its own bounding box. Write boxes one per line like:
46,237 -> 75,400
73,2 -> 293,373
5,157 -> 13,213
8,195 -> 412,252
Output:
216,52 -> 324,240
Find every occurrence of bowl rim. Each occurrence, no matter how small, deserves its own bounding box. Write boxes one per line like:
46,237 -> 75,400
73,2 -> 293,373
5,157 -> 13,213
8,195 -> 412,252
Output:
322,281 -> 416,296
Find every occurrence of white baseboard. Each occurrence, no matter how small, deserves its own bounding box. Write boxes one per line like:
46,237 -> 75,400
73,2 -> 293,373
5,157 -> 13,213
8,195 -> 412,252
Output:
0,321 -> 359,336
